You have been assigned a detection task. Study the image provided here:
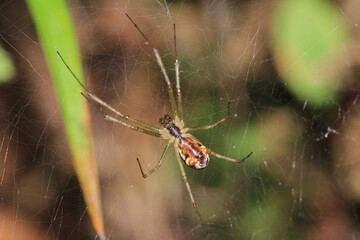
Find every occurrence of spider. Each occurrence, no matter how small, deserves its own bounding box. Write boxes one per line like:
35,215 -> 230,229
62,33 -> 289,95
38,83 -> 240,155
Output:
57,13 -> 252,226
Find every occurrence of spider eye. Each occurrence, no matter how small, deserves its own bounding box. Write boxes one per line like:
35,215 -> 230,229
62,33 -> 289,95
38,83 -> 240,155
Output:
159,114 -> 172,127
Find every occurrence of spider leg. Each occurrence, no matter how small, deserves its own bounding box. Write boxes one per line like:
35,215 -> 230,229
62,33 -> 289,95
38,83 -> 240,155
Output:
57,51 -> 160,132
87,93 -> 160,132
208,149 -> 253,164
125,13 -> 179,119
136,142 -> 171,178
104,115 -> 161,138
80,92 -> 161,137
174,145 -> 205,226
173,23 -> 183,121
187,102 -> 230,131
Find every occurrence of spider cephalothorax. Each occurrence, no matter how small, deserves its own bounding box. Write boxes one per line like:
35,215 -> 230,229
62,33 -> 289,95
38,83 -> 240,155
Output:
160,115 -> 182,138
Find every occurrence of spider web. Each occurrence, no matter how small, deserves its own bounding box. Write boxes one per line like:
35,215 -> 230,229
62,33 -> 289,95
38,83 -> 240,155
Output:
1,0 -> 360,239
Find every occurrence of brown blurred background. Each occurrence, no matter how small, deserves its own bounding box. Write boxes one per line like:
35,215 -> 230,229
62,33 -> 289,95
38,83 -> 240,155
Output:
1,0 -> 360,239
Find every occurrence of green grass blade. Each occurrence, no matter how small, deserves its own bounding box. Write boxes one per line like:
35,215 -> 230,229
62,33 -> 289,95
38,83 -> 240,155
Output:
26,0 -> 105,239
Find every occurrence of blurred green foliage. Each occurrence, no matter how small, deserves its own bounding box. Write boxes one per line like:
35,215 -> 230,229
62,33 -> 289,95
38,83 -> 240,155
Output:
272,0 -> 349,107
0,45 -> 15,83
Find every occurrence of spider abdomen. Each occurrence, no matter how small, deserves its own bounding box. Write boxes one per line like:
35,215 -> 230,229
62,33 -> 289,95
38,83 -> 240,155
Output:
178,138 -> 209,170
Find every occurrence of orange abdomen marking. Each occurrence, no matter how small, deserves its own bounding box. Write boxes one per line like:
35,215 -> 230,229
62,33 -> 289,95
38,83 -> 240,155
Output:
178,138 -> 209,170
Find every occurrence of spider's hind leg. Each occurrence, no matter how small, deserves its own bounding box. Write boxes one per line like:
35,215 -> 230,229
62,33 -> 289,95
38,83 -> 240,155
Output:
174,145 -> 207,228
208,149 -> 253,164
